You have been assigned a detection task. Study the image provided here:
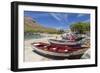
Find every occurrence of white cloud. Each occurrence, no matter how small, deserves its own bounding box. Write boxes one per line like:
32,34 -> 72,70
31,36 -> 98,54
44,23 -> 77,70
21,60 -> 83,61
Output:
77,14 -> 85,17
50,13 -> 69,25
83,19 -> 90,22
50,13 -> 61,21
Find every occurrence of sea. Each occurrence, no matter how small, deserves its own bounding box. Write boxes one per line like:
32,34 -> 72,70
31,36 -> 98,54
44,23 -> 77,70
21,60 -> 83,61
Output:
24,34 -> 44,40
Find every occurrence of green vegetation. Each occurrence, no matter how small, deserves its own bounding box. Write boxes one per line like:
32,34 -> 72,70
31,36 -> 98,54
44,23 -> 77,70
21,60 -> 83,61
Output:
24,17 -> 65,34
70,22 -> 90,34
57,29 -> 65,34
24,23 -> 62,34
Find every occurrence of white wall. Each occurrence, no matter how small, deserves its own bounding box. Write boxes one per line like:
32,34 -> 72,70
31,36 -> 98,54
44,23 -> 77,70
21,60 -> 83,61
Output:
0,0 -> 99,73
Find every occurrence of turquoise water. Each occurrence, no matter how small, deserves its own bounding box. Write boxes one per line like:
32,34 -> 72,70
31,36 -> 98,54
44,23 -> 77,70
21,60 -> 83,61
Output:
24,34 -> 44,40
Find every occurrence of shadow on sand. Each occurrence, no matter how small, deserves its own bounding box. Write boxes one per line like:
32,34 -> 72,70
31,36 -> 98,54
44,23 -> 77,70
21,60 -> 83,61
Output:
32,50 -> 83,60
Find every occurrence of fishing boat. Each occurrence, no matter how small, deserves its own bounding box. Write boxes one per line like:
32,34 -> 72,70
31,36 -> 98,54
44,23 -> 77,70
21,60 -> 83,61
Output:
48,32 -> 86,47
61,32 -> 85,41
31,31 -> 89,58
31,42 -> 88,57
48,39 -> 84,47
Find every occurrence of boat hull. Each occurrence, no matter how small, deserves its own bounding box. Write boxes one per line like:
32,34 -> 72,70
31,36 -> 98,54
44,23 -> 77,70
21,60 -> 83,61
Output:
32,42 -> 88,58
48,39 -> 82,47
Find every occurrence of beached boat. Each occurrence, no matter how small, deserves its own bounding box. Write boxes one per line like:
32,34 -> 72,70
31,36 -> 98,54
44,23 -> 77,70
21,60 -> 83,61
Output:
48,39 -> 84,46
48,32 -> 87,47
61,32 -> 85,41
31,42 -> 88,57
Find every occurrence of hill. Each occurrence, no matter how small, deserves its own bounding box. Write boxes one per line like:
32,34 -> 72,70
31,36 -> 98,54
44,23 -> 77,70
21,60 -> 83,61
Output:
24,16 -> 60,34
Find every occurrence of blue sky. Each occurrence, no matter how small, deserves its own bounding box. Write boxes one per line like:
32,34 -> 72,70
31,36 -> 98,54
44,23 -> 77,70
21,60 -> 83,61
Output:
24,11 -> 90,30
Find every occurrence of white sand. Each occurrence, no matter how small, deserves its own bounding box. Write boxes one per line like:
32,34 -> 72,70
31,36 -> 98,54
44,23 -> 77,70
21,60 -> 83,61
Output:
24,35 -> 61,62
24,34 -> 90,62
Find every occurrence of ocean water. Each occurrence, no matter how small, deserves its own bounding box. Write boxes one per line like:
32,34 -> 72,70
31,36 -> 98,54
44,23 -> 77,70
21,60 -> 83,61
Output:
24,34 -> 44,40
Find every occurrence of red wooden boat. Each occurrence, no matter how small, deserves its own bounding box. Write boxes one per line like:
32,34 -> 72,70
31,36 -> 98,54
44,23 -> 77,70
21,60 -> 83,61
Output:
31,42 -> 87,57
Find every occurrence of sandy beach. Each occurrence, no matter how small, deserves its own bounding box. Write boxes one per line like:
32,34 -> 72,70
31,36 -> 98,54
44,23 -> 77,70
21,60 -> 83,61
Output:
24,34 -> 61,62
24,34 -> 90,62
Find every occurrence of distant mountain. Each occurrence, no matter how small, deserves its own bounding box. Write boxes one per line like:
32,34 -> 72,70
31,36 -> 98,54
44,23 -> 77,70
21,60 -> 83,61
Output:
24,16 -> 59,34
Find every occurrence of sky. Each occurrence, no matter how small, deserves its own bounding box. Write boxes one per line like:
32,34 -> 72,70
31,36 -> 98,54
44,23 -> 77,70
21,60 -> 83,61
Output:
24,11 -> 90,30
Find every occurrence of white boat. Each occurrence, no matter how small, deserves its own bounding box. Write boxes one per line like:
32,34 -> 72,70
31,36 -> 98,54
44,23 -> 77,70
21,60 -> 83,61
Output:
48,39 -> 83,46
